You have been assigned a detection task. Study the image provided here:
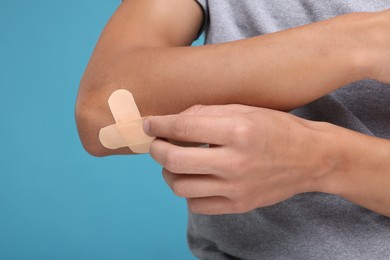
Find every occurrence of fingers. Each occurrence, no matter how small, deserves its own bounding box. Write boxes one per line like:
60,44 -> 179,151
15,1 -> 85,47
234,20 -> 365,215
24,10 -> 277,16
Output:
187,197 -> 251,215
144,114 -> 235,145
150,139 -> 227,174
162,169 -> 224,198
162,169 -> 253,215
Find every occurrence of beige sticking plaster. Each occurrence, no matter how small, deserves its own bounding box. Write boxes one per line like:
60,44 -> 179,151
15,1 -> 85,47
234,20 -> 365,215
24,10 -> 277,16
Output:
99,89 -> 155,154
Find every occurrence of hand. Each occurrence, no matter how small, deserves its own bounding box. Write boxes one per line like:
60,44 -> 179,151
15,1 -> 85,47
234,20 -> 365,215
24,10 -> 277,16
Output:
144,105 -> 335,215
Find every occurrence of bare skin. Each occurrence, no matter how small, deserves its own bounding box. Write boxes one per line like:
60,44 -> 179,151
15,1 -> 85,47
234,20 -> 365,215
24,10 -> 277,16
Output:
145,104 -> 390,217
76,0 -> 390,216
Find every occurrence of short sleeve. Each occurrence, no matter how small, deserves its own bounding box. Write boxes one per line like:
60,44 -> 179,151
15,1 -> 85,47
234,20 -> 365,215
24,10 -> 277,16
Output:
121,0 -> 208,41
194,0 -> 209,40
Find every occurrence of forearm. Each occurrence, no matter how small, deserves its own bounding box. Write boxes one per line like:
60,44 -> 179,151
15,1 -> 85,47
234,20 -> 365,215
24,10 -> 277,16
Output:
76,12 -> 375,156
312,122 -> 390,217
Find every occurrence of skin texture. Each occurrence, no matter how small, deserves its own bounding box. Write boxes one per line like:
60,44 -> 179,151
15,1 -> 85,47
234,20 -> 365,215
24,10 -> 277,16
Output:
76,0 -> 390,216
77,1 -> 389,157
145,105 -> 390,216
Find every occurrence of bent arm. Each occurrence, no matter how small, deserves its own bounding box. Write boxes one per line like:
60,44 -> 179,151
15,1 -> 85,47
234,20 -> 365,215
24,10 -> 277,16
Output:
76,0 -> 379,156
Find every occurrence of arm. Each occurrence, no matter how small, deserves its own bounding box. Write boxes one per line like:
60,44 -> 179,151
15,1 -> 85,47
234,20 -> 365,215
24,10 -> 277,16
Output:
76,0 -> 388,156
144,105 -> 390,217
76,0 -> 204,156
322,123 -> 390,217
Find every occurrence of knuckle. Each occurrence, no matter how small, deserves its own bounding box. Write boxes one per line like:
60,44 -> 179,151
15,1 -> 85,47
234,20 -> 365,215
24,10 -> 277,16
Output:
161,168 -> 170,182
226,156 -> 249,178
172,181 -> 189,198
163,149 -> 182,172
230,182 -> 246,198
237,156 -> 251,174
226,156 -> 240,173
188,202 -> 214,215
185,104 -> 204,115
148,140 -> 159,156
187,199 -> 199,213
229,117 -> 253,145
172,117 -> 192,139
231,200 -> 251,214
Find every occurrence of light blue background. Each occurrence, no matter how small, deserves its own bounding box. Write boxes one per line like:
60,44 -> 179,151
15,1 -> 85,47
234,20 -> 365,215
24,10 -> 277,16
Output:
0,1 -> 203,259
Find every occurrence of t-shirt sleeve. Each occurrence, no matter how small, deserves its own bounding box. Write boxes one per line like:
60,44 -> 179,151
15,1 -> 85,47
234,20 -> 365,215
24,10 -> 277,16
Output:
194,0 -> 209,40
120,0 -> 208,41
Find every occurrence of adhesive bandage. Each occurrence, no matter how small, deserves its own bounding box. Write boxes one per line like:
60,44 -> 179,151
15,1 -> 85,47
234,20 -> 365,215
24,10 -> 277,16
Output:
99,89 -> 155,154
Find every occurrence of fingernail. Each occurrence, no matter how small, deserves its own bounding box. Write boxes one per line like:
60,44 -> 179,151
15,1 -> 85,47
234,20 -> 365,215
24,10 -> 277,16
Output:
143,118 -> 150,135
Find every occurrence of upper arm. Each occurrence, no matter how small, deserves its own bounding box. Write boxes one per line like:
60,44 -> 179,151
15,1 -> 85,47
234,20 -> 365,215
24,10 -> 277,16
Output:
80,0 -> 204,95
76,0 -> 204,156
96,0 -> 204,52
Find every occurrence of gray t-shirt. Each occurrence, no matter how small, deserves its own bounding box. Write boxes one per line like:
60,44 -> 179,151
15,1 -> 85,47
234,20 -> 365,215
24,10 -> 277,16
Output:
189,1 -> 390,259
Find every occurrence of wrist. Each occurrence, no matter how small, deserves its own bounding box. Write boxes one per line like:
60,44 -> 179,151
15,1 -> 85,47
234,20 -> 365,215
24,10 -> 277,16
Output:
307,119 -> 390,199
301,120 -> 349,195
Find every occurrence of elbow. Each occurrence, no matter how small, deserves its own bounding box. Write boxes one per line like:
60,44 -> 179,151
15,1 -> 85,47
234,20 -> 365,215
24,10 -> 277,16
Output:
75,111 -> 105,158
75,49 -> 153,157
75,103 -> 106,157
75,81 -> 113,157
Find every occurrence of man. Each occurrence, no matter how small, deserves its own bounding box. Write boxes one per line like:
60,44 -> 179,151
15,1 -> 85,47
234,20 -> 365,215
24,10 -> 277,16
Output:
76,0 -> 390,259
